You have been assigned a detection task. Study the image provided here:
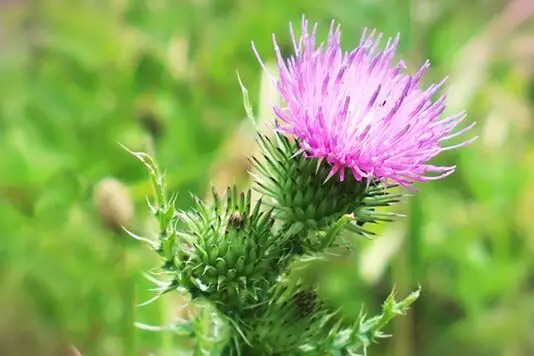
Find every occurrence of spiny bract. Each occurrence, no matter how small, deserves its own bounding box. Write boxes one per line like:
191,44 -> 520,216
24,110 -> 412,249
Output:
252,133 -> 404,251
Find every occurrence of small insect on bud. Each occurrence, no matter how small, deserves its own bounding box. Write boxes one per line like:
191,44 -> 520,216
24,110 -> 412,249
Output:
93,177 -> 134,234
229,212 -> 245,230
292,290 -> 319,318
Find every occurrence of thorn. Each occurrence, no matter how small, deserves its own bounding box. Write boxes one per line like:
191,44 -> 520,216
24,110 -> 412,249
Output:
123,227 -> 159,250
315,157 -> 324,174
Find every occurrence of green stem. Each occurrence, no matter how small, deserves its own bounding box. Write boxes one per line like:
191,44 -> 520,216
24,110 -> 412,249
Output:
114,236 -> 136,356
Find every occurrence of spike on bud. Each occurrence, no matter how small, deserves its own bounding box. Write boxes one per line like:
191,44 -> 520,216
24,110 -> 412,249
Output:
229,212 -> 245,230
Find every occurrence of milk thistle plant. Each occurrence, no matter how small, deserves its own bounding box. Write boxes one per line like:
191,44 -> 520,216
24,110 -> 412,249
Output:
128,18 -> 475,355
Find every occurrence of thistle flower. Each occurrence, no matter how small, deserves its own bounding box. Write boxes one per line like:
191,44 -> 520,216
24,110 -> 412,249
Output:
128,17 -> 438,355
253,18 -> 476,189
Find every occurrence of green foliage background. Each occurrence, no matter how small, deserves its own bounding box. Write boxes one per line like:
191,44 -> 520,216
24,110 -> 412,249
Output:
1,0 -> 533,355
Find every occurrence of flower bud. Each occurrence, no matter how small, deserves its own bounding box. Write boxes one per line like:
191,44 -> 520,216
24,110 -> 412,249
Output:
174,187 -> 280,310
93,177 -> 134,233
245,286 -> 328,354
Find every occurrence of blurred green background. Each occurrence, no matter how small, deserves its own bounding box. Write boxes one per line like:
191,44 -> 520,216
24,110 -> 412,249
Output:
1,0 -> 533,355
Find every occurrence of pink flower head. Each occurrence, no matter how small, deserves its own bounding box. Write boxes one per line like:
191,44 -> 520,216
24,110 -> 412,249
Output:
253,18 -> 476,189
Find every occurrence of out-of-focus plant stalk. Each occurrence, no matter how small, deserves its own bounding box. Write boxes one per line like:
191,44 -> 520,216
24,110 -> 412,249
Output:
205,60 -> 280,201
93,177 -> 137,355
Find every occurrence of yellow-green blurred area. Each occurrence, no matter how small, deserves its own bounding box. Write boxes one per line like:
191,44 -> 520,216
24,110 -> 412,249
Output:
1,0 -> 533,355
